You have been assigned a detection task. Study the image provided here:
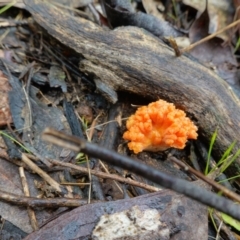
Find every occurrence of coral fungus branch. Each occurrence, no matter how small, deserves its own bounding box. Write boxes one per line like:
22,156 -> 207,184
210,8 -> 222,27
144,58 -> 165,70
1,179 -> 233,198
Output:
123,100 -> 198,153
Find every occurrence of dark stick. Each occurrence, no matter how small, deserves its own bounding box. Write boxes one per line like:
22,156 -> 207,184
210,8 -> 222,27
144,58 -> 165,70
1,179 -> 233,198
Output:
42,128 -> 240,221
168,155 -> 240,202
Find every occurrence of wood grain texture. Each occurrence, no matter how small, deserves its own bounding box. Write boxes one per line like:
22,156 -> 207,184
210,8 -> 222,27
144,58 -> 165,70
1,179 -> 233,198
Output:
24,0 -> 240,175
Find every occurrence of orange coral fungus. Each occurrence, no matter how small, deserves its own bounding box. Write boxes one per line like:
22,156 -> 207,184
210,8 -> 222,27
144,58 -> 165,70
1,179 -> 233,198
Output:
123,100 -> 198,154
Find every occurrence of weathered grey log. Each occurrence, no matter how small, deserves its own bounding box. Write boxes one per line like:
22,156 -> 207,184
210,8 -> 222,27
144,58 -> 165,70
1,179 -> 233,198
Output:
24,0 -> 240,176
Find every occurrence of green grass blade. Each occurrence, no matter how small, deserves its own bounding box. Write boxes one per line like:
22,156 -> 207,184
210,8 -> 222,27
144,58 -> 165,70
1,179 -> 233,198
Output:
217,173 -> 240,183
218,141 -> 236,166
235,37 -> 240,52
209,208 -> 218,231
0,130 -> 30,153
220,149 -> 240,173
0,1 -> 16,15
209,141 -> 236,175
205,129 -> 218,175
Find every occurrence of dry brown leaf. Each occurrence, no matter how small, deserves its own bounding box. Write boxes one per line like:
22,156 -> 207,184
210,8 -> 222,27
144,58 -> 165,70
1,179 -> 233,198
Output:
183,0 -> 234,40
142,0 -> 164,20
0,70 -> 12,126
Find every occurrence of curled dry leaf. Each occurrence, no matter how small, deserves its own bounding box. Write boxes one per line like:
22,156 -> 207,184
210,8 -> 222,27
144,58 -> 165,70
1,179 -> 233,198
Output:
189,6 -> 239,87
183,0 -> 234,40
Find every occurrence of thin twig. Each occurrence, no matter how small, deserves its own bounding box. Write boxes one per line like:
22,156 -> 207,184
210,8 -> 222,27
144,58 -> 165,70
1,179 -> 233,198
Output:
168,155 -> 240,203
86,112 -> 102,141
86,118 -> 128,132
21,153 -> 64,194
19,167 -> 38,231
216,220 -> 223,240
50,158 -> 160,192
181,19 -> 240,54
87,3 -> 101,25
86,155 -> 92,204
42,42 -> 93,86
42,128 -> 240,221
0,149 -> 31,170
168,36 -> 181,56
0,189 -> 91,207
61,182 -> 90,186
99,160 -> 123,194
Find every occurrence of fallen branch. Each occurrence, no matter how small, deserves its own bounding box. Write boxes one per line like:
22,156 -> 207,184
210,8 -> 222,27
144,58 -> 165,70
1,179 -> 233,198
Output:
24,0 -> 240,176
42,128 -> 240,221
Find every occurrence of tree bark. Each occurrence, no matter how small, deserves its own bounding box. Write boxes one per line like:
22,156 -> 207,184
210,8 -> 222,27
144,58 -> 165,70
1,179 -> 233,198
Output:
24,0 -> 240,176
